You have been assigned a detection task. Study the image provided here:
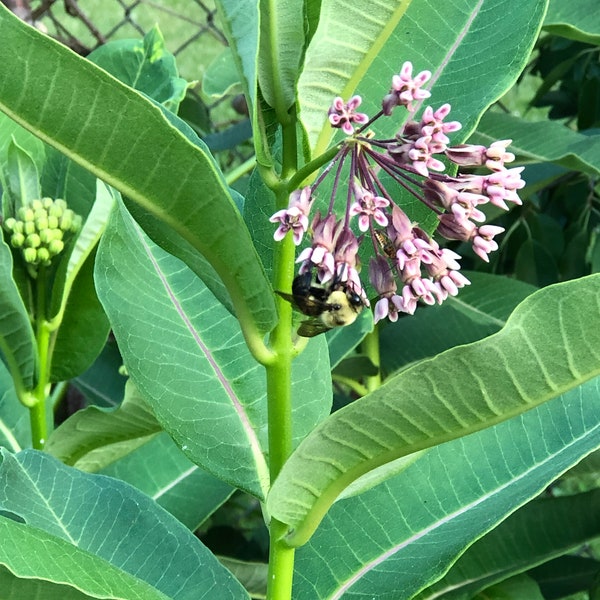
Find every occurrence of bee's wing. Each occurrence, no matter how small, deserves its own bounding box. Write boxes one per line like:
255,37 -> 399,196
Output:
275,290 -> 298,308
297,317 -> 330,337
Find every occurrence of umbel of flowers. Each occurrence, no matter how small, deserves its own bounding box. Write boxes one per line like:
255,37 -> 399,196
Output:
270,61 -> 525,324
3,197 -> 82,275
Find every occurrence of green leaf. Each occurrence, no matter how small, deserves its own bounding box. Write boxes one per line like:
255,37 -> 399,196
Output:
0,360 -> 29,450
380,272 -> 537,374
300,0 -> 547,155
0,236 -> 37,394
268,274 -> 600,545
219,557 -> 268,600
529,556 -> 600,599
292,379 -> 600,598
48,180 -> 114,381
100,433 -> 234,531
0,567 -> 101,600
0,449 -> 249,599
474,111 -> 600,175
88,26 -> 188,112
298,0 -> 410,152
553,449 -> 600,494
544,0 -> 600,45
416,489 -> 600,599
72,337 -> 126,408
203,48 -> 243,99
95,200 -> 331,499
2,137 -> 40,216
0,111 -> 45,174
258,0 -> 305,114
0,5 -> 276,343
515,239 -> 559,286
476,574 -> 545,600
45,379 -> 161,468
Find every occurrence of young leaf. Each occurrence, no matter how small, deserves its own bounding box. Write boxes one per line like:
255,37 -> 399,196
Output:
2,137 -> 40,215
292,379 -> 600,598
0,448 -> 249,599
0,5 -> 276,344
0,236 -> 37,394
268,274 -> 600,545
257,0 -> 305,116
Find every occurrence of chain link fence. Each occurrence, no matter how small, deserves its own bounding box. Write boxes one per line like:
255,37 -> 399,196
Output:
2,0 -> 252,168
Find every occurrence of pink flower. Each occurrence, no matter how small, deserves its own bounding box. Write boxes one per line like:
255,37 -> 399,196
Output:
420,104 -> 462,146
349,183 -> 389,231
269,186 -> 312,245
328,95 -> 369,135
382,61 -> 432,114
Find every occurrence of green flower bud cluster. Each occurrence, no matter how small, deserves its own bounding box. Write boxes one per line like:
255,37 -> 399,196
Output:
3,198 -> 82,267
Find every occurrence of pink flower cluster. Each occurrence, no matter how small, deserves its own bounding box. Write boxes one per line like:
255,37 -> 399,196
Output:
270,62 -> 525,324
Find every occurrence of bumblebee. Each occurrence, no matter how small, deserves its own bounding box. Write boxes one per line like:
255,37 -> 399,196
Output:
277,270 -> 366,337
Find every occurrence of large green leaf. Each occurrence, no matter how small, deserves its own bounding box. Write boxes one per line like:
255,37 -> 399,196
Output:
101,433 -> 234,531
0,448 -> 249,599
416,489 -> 600,599
0,236 -> 37,394
268,274 -> 600,545
292,378 -> 600,598
0,5 -> 276,343
300,0 -> 547,155
95,200 -> 331,499
543,0 -> 600,44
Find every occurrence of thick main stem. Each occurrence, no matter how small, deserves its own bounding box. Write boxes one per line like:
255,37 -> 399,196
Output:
265,115 -> 299,600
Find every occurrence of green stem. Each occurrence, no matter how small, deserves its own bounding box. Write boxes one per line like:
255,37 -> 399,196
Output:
265,109 -> 301,598
287,143 -> 342,191
266,230 -> 296,600
30,267 -> 52,449
362,326 -> 382,393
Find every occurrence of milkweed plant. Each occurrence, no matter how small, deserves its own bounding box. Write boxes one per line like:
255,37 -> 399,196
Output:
1,1 -> 600,599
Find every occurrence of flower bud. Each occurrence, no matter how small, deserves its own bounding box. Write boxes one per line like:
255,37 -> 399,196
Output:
23,247 -> 37,263
39,228 -> 54,244
60,211 -> 73,231
42,197 -> 54,210
24,221 -> 36,235
48,239 -> 64,255
47,215 -> 59,229
37,247 -> 50,264
31,199 -> 44,211
3,217 -> 16,231
26,233 -> 41,248
11,232 -> 25,247
35,216 -> 49,230
18,207 -> 34,222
